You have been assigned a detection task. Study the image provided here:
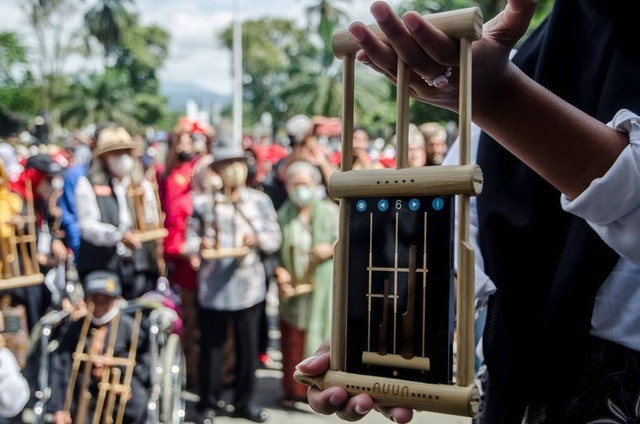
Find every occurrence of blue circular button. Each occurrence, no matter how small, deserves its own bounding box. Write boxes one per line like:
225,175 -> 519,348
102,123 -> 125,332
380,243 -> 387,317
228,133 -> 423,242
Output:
377,199 -> 389,212
356,200 -> 367,212
408,198 -> 420,211
432,197 -> 444,211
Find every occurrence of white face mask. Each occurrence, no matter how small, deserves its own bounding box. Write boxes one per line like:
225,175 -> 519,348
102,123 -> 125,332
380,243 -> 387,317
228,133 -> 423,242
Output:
218,161 -> 247,189
91,303 -> 120,327
106,154 -> 135,177
289,186 -> 315,207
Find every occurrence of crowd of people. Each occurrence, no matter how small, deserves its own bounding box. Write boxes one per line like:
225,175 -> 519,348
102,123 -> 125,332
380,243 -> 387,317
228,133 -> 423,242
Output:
0,112 -> 449,424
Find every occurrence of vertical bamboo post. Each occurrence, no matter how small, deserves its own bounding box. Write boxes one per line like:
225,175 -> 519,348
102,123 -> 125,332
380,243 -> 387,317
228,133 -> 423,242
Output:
115,309 -> 142,424
455,38 -> 475,387
92,313 -> 121,424
395,60 -> 411,170
331,54 -> 355,371
25,180 -> 40,274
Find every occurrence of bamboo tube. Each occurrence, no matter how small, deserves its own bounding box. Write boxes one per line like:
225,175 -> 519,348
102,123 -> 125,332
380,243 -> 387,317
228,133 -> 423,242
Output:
395,60 -> 410,170
331,7 -> 482,58
328,165 -> 483,199
15,224 -> 34,275
25,180 -> 39,274
295,370 -> 479,417
115,309 -> 142,424
92,313 -> 121,424
64,305 -> 95,414
103,368 -> 121,424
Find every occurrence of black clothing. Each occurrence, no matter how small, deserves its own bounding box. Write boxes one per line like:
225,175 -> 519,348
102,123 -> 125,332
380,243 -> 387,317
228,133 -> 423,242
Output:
197,304 -> 261,413
476,1 -> 640,422
48,313 -> 150,424
77,169 -> 158,299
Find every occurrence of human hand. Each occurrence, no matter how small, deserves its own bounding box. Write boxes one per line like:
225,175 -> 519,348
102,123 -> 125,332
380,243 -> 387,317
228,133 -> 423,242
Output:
348,0 -> 537,112
54,410 -> 72,424
312,243 -> 334,262
121,230 -> 142,250
275,267 -> 294,296
243,234 -> 259,249
189,254 -> 201,271
297,342 -> 413,423
51,239 -> 68,262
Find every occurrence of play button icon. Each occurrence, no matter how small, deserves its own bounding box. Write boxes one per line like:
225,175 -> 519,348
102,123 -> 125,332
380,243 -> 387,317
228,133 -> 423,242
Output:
409,198 -> 420,211
377,199 -> 389,212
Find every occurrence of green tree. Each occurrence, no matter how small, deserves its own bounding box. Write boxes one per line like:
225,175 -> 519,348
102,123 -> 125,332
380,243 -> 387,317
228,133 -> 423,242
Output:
84,0 -> 133,64
0,32 -> 39,129
58,67 -> 137,129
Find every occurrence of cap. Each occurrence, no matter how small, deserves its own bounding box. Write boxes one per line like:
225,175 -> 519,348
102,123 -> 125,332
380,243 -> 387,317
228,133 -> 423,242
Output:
211,144 -> 246,166
94,127 -> 134,157
25,153 -> 64,176
83,271 -> 122,297
0,348 -> 30,418
285,114 -> 313,143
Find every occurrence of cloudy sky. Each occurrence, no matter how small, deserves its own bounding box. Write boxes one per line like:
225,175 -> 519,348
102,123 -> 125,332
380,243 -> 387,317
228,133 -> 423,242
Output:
0,0 -> 399,95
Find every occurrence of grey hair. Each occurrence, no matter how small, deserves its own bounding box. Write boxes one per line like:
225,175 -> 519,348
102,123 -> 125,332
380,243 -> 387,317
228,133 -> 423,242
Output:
285,160 -> 322,184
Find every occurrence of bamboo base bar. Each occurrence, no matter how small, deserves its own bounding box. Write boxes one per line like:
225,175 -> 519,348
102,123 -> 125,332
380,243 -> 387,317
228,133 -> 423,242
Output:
295,370 -> 479,417
328,165 -> 483,199
0,273 -> 44,289
201,246 -> 250,260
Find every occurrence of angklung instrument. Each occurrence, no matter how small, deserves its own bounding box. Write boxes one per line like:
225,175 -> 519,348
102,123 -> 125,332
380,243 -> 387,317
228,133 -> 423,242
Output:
0,180 -> 44,289
295,7 -> 484,417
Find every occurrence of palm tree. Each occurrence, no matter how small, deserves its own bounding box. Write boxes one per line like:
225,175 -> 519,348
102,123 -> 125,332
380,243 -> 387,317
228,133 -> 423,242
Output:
84,0 -> 132,63
59,68 -> 136,129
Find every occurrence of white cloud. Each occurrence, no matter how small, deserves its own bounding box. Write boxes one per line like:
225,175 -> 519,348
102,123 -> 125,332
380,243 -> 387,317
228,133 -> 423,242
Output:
0,0 -> 397,95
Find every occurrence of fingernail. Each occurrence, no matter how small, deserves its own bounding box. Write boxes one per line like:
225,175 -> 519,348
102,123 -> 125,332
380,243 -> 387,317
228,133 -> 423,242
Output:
329,392 -> 344,407
354,404 -> 369,415
296,355 -> 317,369
371,4 -> 389,22
403,14 -> 420,32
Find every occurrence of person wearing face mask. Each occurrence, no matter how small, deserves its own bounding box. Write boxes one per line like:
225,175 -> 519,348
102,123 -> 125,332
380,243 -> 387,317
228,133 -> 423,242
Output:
48,271 -> 150,424
185,144 -> 281,423
156,127 -> 199,390
75,128 -> 160,300
273,160 -> 338,408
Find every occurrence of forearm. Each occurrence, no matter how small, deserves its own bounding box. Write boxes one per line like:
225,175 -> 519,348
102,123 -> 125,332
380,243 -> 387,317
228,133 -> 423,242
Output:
473,65 -> 628,199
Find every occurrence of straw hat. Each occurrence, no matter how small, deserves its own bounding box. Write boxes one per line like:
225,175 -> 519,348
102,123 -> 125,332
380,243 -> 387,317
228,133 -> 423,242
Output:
94,127 -> 134,157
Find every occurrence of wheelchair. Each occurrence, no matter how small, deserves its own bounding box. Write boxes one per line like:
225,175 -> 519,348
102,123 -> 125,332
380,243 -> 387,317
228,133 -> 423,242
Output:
25,275 -> 186,424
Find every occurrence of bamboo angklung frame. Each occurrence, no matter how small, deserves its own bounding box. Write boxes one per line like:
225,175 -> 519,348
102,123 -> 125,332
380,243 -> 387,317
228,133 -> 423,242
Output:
126,166 -> 168,243
295,7 -> 484,417
0,180 -> 44,289
64,306 -> 143,424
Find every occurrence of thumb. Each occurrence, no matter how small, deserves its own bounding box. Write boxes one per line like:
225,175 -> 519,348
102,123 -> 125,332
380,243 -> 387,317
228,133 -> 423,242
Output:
485,0 -> 538,48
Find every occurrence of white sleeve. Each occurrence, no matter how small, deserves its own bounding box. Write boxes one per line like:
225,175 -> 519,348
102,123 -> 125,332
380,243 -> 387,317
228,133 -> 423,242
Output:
443,124 -> 496,302
561,109 -> 640,265
76,176 -> 123,246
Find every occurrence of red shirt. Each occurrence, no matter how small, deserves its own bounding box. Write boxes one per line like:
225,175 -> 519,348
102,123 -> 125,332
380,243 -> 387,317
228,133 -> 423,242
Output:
157,161 -> 197,289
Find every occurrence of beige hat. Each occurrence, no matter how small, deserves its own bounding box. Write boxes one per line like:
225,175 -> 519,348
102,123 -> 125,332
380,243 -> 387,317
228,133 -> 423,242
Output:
95,127 -> 134,157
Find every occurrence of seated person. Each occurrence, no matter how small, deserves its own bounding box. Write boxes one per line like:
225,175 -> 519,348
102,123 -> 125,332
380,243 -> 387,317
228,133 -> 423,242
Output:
48,271 -> 150,424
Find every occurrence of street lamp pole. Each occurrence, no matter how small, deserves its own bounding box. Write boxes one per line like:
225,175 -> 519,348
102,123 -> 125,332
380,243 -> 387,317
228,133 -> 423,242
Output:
232,0 -> 243,148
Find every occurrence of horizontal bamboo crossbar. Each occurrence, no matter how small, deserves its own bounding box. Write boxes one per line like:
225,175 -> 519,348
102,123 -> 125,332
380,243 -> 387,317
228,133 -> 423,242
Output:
0,273 -> 44,289
134,228 -> 168,243
328,164 -> 483,199
295,370 -> 479,417
332,7 -> 483,58
201,246 -> 250,260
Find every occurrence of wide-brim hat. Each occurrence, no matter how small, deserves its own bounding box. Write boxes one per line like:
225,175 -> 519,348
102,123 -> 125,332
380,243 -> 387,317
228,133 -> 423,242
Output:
95,127 -> 134,157
211,144 -> 247,166
83,270 -> 122,297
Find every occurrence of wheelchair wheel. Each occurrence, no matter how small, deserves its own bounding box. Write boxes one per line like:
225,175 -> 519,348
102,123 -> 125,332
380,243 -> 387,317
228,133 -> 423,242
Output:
161,333 -> 186,423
